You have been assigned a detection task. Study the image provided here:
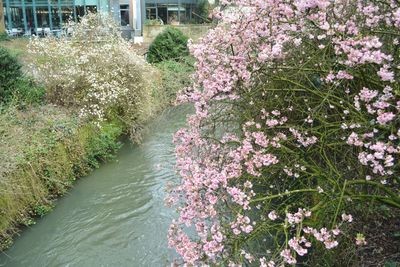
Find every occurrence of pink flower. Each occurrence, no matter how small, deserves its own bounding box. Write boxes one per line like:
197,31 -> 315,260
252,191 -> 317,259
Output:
268,210 -> 278,221
336,70 -> 354,80
289,237 -> 309,256
342,213 -> 353,222
359,87 -> 378,103
377,112 -> 395,125
378,66 -> 395,82
280,249 -> 296,264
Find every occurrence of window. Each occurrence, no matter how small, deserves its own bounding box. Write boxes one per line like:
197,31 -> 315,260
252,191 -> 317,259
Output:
51,6 -> 60,29
9,7 -> 24,28
36,8 -> 50,28
61,7 -> 74,25
120,4 -> 129,26
75,5 -> 85,19
145,3 -> 156,20
86,5 -> 97,13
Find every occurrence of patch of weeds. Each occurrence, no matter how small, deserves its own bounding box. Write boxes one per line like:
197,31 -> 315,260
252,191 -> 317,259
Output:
0,32 -> 10,42
33,204 -> 53,217
86,123 -> 122,168
11,78 -> 46,107
0,33 -> 9,42
385,262 -> 400,267
155,56 -> 195,103
20,217 -> 36,227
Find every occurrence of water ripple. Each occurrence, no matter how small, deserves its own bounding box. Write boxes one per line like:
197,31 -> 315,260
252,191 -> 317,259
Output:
0,105 -> 193,267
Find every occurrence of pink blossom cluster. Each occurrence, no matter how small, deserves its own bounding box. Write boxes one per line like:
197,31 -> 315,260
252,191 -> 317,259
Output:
286,208 -> 312,225
168,0 -> 399,265
303,227 -> 340,249
347,85 -> 399,180
276,210 -> 350,265
230,214 -> 254,235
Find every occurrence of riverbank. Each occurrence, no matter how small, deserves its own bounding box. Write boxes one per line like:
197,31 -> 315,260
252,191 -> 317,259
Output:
0,34 -> 194,250
0,105 -> 192,266
0,106 -> 123,250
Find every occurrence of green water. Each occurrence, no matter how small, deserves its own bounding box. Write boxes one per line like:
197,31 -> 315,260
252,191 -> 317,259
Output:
0,105 -> 192,267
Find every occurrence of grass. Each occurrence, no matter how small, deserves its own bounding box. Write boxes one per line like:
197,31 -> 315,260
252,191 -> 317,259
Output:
0,107 -> 123,249
0,105 -> 79,180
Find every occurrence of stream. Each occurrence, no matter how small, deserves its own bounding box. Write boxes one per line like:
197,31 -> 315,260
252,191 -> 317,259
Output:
0,105 -> 192,267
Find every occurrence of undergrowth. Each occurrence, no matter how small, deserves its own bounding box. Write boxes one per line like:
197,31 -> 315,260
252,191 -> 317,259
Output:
0,107 -> 122,250
155,56 -> 195,103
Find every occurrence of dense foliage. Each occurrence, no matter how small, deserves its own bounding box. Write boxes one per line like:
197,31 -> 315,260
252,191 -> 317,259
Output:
196,0 -> 211,21
0,33 -> 9,42
0,47 -> 22,101
0,46 -> 44,105
168,0 -> 400,266
147,27 -> 189,63
29,13 -> 157,139
155,56 -> 195,104
0,105 -> 122,249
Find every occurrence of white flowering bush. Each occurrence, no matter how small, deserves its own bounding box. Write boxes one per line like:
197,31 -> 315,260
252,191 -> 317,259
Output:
168,0 -> 400,266
28,13 -> 157,137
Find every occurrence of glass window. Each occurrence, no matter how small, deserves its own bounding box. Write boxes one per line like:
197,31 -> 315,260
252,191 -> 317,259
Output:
36,7 -> 50,29
156,4 -> 167,24
75,5 -> 85,19
25,7 -> 35,33
167,5 -> 184,25
145,3 -> 156,20
10,7 -> 24,28
86,5 -> 97,13
180,4 -> 192,23
51,6 -> 60,29
120,4 -> 129,26
61,7 -> 74,25
145,3 -> 191,25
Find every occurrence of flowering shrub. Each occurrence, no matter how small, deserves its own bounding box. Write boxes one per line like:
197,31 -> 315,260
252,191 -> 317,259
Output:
28,13 -> 157,138
168,0 -> 399,265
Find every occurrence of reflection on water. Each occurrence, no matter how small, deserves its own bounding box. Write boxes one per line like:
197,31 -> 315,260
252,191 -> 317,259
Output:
0,105 -> 192,267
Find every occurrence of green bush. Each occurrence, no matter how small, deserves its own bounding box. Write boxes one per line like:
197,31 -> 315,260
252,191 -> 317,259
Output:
0,47 -> 22,102
155,56 -> 195,102
8,78 -> 46,106
196,0 -> 211,21
147,27 -> 189,63
0,33 -> 9,42
85,123 -> 122,168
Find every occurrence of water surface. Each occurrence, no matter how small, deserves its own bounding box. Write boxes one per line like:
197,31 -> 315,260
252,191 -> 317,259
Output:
0,105 -> 192,267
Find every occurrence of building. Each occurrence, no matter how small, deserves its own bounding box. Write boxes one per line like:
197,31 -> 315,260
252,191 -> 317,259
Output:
2,0 -> 209,37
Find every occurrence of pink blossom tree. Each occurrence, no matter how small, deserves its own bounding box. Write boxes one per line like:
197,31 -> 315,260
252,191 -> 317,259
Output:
168,0 -> 400,265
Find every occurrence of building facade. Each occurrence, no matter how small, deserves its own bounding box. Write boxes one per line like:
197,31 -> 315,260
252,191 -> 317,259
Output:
144,0 -> 206,25
2,0 -> 208,37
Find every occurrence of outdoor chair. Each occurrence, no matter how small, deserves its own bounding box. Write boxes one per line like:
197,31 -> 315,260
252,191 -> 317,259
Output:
44,28 -> 51,36
36,28 -> 43,36
67,27 -> 73,35
10,28 -> 19,37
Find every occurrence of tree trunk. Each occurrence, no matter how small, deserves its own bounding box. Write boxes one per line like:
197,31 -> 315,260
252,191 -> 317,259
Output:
0,0 -> 5,33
